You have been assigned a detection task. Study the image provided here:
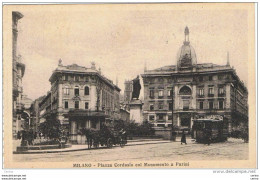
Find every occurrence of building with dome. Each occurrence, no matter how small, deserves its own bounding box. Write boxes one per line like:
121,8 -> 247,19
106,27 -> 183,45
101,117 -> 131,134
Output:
141,27 -> 248,136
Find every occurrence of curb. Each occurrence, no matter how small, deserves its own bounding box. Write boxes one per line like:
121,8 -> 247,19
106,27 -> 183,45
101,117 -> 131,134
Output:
13,141 -> 174,154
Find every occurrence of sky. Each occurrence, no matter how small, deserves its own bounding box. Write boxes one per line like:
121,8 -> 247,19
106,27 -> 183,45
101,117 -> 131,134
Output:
15,5 -> 249,100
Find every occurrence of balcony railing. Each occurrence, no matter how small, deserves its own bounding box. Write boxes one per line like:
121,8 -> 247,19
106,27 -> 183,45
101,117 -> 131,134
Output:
208,94 -> 214,97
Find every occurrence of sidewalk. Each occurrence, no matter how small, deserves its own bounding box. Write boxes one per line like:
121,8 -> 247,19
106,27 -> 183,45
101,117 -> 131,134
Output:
13,138 -> 189,154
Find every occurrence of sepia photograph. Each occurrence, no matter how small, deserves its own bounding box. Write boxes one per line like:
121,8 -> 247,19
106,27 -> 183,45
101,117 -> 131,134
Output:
3,3 -> 256,169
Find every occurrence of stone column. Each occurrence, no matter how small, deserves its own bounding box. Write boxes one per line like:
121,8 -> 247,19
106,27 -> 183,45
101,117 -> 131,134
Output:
226,84 -> 231,109
192,85 -> 196,110
177,114 -> 180,126
58,83 -> 63,111
174,86 -> 179,111
190,115 -> 194,128
90,85 -> 97,110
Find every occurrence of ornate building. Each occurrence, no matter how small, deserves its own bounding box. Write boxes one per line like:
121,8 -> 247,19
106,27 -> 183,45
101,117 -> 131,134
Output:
141,27 -> 248,134
38,60 -> 121,143
12,11 -> 25,138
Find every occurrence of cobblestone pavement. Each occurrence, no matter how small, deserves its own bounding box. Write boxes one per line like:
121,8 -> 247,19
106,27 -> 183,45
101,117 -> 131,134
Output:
13,138 -> 248,162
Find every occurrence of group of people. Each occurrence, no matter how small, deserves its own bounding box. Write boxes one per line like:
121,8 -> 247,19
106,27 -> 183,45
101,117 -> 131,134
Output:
83,127 -> 127,149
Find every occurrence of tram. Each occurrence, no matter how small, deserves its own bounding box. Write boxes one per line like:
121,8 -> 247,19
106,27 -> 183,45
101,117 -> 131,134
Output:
192,116 -> 228,143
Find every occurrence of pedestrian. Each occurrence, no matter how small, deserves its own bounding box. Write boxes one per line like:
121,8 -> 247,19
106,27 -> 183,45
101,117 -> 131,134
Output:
181,130 -> 187,145
204,129 -> 211,145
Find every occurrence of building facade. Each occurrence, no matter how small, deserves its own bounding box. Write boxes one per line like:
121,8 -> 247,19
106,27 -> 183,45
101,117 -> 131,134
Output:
141,27 -> 248,134
39,60 -> 121,143
12,11 -> 25,138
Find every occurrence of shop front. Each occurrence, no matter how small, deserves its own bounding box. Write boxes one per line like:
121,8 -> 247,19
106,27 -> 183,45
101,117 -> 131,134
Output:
68,109 -> 105,144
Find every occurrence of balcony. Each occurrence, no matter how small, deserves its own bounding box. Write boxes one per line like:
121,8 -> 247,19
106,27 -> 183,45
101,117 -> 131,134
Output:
183,107 -> 189,111
208,94 -> 214,97
158,96 -> 164,99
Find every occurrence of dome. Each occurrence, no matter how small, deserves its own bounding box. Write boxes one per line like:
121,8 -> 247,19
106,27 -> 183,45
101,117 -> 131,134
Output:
176,27 -> 197,70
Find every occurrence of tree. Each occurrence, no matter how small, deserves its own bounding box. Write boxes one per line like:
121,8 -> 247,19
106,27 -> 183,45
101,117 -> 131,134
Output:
39,113 -> 62,140
114,120 -> 155,137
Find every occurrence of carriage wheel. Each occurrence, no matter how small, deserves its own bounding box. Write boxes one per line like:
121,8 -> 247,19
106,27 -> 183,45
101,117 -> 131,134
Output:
107,138 -> 113,148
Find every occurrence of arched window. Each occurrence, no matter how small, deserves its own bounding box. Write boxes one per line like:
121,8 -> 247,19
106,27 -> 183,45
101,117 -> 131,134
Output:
84,86 -> 89,96
74,86 -> 79,96
179,86 -> 192,95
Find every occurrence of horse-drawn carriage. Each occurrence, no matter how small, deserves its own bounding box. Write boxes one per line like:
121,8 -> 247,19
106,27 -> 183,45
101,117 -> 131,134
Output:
83,126 -> 127,149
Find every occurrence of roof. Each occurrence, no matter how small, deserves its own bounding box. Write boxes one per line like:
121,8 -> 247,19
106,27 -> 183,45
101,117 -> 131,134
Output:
143,63 -> 233,75
49,63 -> 121,91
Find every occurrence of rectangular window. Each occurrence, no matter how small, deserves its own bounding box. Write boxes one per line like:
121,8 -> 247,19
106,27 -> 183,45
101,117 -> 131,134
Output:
75,88 -> 79,96
150,104 -> 154,111
199,76 -> 203,82
183,100 -> 189,110
64,101 -> 68,109
199,101 -> 203,110
208,87 -> 214,96
158,90 -> 164,98
168,115 -> 172,121
85,76 -> 89,82
158,102 -> 163,110
75,76 -> 79,82
158,114 -> 164,120
85,102 -> 89,109
149,115 -> 155,121
209,101 -> 214,110
199,88 -> 204,96
75,101 -> 79,109
209,76 -> 213,81
218,87 -> 224,95
219,101 -> 224,109
149,89 -> 154,98
63,87 -> 69,95
218,75 -> 223,80
91,121 -> 97,129
169,102 -> 173,110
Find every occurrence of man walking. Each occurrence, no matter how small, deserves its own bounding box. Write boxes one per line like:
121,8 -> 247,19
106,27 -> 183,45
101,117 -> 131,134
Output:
181,130 -> 187,145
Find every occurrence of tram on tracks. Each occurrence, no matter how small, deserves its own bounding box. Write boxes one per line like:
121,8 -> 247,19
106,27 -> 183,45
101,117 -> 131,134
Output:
192,115 -> 228,143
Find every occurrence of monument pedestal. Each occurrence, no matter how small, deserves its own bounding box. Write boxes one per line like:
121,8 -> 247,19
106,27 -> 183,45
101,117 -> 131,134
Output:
129,99 -> 143,124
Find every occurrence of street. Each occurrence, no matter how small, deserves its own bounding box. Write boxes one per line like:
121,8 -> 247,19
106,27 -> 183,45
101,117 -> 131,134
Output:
13,138 -> 248,162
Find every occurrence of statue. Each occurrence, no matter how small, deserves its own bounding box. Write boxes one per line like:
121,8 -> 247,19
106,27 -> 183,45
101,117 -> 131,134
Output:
132,75 -> 141,99
58,58 -> 62,66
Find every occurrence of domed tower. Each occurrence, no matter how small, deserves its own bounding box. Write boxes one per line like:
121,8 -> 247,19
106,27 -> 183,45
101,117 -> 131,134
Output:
176,27 -> 197,71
